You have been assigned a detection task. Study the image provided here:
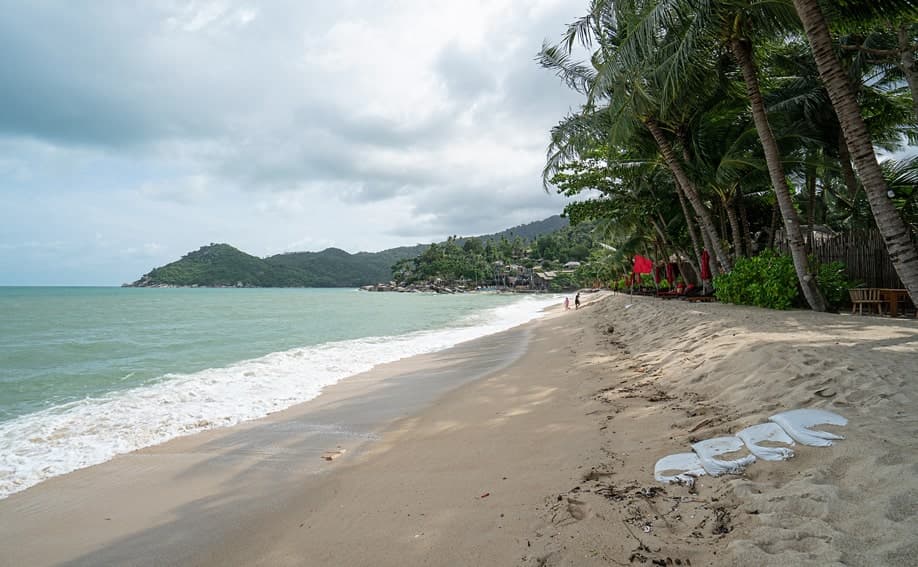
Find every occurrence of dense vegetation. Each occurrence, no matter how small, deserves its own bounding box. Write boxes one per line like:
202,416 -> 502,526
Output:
391,222 -> 598,289
128,217 -> 574,288
539,0 -> 918,311
129,243 -> 418,287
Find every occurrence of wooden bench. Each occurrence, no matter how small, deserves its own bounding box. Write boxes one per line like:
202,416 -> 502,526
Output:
849,288 -> 883,315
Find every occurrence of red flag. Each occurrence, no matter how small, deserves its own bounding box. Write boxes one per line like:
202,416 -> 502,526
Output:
701,250 -> 711,280
633,255 -> 653,274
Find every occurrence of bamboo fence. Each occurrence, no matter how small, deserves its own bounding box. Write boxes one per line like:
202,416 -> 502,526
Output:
776,229 -> 910,289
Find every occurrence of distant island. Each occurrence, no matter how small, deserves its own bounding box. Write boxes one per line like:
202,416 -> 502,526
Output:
124,216 -> 571,288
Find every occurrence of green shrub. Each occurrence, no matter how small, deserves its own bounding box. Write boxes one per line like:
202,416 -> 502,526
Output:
815,260 -> 853,310
549,272 -> 577,291
714,251 -> 799,310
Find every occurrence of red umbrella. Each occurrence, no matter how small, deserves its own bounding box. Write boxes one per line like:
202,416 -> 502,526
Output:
665,263 -> 676,285
700,250 -> 711,280
633,255 -> 653,274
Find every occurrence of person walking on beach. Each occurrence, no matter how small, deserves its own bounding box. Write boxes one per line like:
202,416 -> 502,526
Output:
575,292 -> 581,310
564,297 -> 570,310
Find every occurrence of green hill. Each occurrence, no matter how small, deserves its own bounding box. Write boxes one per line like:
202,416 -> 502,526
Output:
129,244 -> 303,287
265,245 -> 427,287
127,216 -> 569,288
478,216 -> 569,243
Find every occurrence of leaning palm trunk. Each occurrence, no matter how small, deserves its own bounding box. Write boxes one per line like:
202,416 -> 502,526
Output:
731,38 -> 827,312
675,183 -> 705,271
837,131 -> 860,201
723,193 -> 744,260
675,136 -> 706,270
793,0 -> 918,306
897,24 -> 918,121
643,117 -> 733,272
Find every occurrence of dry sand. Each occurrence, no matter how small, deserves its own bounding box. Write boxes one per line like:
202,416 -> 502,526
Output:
1,293 -> 916,566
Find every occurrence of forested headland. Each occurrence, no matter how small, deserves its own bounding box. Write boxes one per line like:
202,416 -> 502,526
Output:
125,216 -> 592,289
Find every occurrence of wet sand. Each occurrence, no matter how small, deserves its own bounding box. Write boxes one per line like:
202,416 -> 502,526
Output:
0,321 -> 538,566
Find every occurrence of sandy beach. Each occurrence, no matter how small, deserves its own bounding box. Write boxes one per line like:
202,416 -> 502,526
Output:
1,293 -> 916,566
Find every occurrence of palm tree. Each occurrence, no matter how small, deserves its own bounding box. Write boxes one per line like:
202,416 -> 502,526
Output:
551,140 -> 695,269
612,0 -> 827,309
792,0 -> 918,304
539,3 -> 734,273
690,100 -> 773,260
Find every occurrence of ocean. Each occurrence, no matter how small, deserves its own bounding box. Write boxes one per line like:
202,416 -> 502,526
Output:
0,287 -> 560,498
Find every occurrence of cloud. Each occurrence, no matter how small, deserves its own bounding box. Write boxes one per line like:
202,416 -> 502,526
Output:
435,42 -> 498,101
0,0 -> 587,284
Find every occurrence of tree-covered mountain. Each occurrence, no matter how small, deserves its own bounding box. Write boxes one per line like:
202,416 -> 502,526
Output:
391,220 -> 597,291
460,215 -> 569,244
126,216 -> 570,287
266,245 -> 428,287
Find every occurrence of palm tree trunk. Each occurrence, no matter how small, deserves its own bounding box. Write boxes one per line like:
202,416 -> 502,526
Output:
698,223 -> 718,292
651,218 -> 669,247
724,194 -> 744,260
739,195 -> 753,257
768,202 -> 779,249
675,134 -> 707,270
643,117 -> 733,272
676,183 -> 705,269
730,37 -> 827,311
837,130 -> 860,201
793,0 -> 918,306
897,23 -> 918,120
807,160 -> 817,252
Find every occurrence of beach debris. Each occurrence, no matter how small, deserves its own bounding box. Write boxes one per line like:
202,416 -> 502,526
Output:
480,492 -> 490,499
769,408 -> 847,447
654,453 -> 707,485
654,408 -> 847,484
691,437 -> 756,476
712,507 -> 732,534
321,447 -> 346,461
735,422 -> 795,461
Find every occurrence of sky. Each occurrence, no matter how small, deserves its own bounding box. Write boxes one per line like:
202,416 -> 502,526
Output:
0,0 -> 587,285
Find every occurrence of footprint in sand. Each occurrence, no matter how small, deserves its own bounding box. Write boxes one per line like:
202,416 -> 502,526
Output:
550,496 -> 591,526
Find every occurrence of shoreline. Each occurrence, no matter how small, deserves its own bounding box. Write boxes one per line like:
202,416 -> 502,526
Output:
1,293 -> 915,565
0,296 -> 581,566
0,290 -> 561,500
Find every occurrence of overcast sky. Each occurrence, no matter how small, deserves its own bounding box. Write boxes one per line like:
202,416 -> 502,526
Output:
0,0 -> 586,285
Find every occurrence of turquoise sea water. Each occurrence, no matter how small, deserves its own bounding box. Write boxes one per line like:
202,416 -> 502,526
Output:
0,287 -> 558,497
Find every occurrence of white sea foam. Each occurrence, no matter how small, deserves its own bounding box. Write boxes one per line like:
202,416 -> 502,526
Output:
0,294 -> 561,498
